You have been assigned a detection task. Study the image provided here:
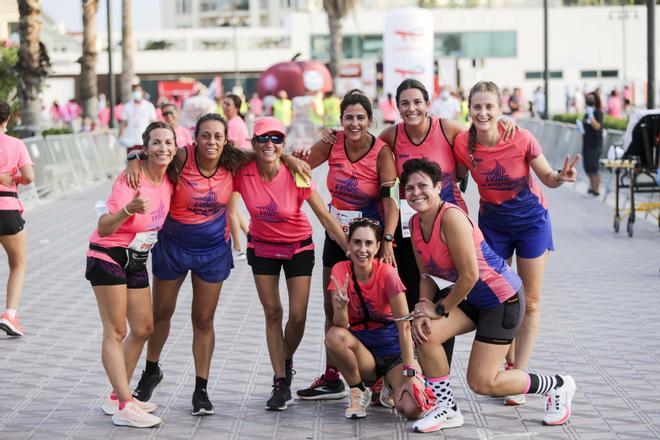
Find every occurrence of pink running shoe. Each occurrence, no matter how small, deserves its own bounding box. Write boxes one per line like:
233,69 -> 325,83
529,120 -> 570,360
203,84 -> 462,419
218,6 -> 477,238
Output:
0,312 -> 24,336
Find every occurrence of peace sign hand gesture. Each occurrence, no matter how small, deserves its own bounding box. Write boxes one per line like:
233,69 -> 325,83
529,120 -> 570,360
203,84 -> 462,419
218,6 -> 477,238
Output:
330,274 -> 350,308
557,154 -> 580,183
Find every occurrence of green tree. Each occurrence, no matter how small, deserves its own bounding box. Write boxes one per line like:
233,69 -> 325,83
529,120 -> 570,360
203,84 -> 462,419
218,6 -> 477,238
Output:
0,45 -> 19,103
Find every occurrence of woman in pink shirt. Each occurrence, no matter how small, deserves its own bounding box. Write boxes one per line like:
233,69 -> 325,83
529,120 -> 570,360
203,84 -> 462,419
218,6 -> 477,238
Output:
161,103 -> 193,147
223,94 -> 251,258
85,121 -> 178,428
233,117 -> 348,412
0,101 -> 35,337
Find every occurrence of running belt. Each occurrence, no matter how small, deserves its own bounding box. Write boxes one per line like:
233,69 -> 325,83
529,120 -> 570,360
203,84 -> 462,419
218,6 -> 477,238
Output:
0,191 -> 18,198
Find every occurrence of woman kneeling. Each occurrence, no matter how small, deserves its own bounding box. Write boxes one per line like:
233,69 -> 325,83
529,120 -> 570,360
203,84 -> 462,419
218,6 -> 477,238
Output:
325,218 -> 430,420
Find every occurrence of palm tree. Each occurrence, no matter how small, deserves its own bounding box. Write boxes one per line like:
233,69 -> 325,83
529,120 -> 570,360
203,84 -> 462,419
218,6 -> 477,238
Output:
81,0 -> 98,121
16,0 -> 50,131
120,0 -> 134,103
323,0 -> 357,82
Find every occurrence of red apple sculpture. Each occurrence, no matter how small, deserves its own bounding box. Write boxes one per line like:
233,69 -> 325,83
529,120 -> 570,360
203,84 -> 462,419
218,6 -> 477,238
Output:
257,54 -> 333,98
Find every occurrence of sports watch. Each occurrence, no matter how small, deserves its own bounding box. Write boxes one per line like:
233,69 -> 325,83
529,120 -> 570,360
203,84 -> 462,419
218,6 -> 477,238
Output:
383,233 -> 394,242
402,367 -> 417,377
435,303 -> 449,318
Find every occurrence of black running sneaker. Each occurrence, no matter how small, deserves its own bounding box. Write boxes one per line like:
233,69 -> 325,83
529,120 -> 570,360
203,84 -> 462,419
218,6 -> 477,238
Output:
266,378 -> 293,411
192,388 -> 214,416
285,365 -> 296,388
296,374 -> 348,400
133,368 -> 163,402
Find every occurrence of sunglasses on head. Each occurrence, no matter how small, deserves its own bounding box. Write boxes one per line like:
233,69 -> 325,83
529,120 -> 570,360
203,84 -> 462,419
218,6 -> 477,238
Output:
254,134 -> 285,145
350,217 -> 380,227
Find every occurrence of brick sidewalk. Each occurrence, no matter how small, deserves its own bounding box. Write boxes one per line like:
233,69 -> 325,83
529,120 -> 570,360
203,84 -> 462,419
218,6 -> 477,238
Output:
0,169 -> 659,439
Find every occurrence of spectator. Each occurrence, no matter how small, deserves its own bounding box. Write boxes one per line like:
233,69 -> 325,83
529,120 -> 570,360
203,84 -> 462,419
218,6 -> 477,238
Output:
607,90 -> 622,119
429,89 -> 461,120
533,86 -> 545,118
249,92 -> 264,118
120,85 -> 157,154
272,90 -> 292,128
582,92 -> 603,196
378,93 -> 398,125
161,103 -> 193,147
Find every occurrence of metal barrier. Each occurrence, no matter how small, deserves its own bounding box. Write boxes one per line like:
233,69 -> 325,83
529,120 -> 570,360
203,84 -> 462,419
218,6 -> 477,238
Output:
19,130 -> 125,209
518,119 -> 624,183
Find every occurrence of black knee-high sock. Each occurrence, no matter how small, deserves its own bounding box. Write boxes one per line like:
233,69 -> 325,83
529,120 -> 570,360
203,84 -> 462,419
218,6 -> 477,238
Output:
527,374 -> 563,395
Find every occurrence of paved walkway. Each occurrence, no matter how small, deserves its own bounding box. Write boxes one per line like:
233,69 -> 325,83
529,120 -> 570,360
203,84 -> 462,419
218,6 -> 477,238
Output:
0,166 -> 659,440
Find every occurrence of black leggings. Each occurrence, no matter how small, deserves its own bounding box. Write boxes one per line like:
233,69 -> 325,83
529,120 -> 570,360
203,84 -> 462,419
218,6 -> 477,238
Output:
394,221 -> 455,366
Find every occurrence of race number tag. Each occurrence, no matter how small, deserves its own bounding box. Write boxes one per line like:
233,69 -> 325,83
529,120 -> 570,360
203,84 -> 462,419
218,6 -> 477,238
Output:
400,199 -> 415,238
127,231 -> 158,252
329,205 -> 361,235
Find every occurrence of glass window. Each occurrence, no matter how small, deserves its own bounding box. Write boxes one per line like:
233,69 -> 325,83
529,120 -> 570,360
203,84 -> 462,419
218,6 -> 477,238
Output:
525,71 -> 543,79
581,70 -> 598,78
601,70 -> 618,78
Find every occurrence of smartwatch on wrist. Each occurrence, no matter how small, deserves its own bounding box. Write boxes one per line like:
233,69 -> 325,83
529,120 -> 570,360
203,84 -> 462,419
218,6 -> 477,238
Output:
435,303 -> 449,318
402,367 -> 417,377
383,233 -> 394,243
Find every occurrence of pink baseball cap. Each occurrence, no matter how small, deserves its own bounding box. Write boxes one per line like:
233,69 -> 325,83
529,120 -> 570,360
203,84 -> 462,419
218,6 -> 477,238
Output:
253,117 -> 286,137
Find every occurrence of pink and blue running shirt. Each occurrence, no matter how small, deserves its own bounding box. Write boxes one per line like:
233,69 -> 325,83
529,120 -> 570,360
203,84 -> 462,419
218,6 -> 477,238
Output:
393,116 -> 467,212
87,171 -> 173,265
327,131 -> 386,221
411,202 -> 521,308
233,161 -> 315,251
454,128 -> 548,228
162,143 -> 233,249
329,260 -> 406,356
0,133 -> 33,213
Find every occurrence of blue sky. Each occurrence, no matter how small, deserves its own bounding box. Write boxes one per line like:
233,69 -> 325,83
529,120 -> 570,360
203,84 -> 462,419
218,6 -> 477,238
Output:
41,0 -> 163,33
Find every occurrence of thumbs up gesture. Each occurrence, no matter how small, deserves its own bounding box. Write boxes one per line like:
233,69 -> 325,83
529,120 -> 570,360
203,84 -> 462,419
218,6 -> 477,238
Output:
124,190 -> 150,215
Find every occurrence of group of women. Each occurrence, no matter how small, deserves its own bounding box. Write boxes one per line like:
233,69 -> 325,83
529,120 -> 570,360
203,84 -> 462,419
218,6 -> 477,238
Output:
85,78 -> 579,431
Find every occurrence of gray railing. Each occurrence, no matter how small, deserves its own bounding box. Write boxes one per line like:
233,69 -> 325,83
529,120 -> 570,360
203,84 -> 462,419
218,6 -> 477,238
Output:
518,119 -> 624,183
18,130 -> 125,209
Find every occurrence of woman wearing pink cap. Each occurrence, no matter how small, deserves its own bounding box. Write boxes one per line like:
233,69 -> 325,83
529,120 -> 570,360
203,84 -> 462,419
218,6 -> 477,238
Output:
233,117 -> 349,411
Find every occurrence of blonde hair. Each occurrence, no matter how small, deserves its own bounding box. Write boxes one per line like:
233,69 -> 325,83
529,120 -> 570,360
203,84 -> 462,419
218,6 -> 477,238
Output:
467,81 -> 502,170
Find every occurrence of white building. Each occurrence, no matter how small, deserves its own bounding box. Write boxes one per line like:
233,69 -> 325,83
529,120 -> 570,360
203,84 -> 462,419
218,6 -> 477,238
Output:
3,1 -> 659,114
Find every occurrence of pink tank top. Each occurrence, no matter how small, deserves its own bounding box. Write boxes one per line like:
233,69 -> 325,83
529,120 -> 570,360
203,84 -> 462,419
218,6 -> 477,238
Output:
393,116 -> 467,212
410,202 -> 521,308
326,131 -> 385,219
168,144 -> 233,228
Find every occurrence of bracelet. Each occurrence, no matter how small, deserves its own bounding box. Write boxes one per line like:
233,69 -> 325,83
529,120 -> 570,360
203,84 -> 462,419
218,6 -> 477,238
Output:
122,205 -> 134,216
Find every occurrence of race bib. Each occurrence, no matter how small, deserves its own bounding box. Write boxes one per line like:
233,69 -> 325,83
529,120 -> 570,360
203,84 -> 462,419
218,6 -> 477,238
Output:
400,199 -> 415,238
128,231 -> 158,252
329,205 -> 362,235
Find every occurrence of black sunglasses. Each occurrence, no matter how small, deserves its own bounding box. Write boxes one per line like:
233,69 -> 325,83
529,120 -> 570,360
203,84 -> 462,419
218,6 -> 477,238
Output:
254,134 -> 285,145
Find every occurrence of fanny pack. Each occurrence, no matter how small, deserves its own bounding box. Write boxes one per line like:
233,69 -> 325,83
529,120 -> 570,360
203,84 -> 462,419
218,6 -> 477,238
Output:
0,191 -> 18,198
89,231 -> 157,273
248,235 -> 313,260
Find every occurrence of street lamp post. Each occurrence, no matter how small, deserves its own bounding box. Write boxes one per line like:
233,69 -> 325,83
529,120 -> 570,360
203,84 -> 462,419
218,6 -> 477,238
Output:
230,16 -> 241,90
609,4 -> 637,87
648,0 -> 655,109
542,0 -> 548,119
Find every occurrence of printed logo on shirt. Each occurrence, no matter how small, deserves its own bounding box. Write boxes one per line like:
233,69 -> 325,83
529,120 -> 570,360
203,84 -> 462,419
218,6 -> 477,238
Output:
330,163 -> 344,169
480,161 -> 523,191
332,175 -> 370,205
425,257 -> 458,282
255,196 -> 286,223
398,154 -> 410,159
146,200 -> 167,230
189,190 -> 224,218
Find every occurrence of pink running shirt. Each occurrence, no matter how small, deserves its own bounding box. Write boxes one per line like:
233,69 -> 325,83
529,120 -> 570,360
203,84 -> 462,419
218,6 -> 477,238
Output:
227,115 -> 251,151
410,202 -> 521,308
0,133 -> 34,212
393,116 -> 467,212
454,128 -> 547,210
233,161 -> 315,251
327,131 -> 386,219
87,171 -> 173,265
329,260 -> 406,331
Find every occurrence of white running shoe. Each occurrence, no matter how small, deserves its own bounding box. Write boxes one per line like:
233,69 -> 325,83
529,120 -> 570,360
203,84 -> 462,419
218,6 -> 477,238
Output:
503,394 -> 526,406
102,394 -> 158,415
111,401 -> 162,428
345,387 -> 372,419
543,375 -> 576,426
379,379 -> 395,409
412,403 -> 464,433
